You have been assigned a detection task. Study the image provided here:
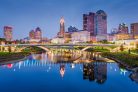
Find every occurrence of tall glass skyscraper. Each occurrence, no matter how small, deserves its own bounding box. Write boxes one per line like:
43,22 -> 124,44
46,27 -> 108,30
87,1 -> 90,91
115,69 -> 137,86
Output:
95,10 -> 107,35
83,10 -> 107,41
4,26 -> 13,41
83,12 -> 95,36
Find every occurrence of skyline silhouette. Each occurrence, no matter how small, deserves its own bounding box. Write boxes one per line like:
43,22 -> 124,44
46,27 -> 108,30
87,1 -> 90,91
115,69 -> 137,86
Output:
0,0 -> 138,39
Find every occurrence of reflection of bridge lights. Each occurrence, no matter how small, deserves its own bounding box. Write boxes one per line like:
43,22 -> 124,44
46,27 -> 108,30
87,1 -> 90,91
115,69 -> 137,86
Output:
18,62 -> 22,69
120,68 -> 127,76
7,64 -> 13,69
71,64 -> 75,69
79,66 -> 83,72
49,66 -> 51,70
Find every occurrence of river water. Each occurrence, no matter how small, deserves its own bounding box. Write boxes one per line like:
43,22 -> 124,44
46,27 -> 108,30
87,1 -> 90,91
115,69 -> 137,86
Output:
0,51 -> 138,92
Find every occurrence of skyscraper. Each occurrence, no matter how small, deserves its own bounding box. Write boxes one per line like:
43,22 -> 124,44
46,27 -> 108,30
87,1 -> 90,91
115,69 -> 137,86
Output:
4,26 -> 13,41
131,23 -> 138,39
29,30 -> 35,39
82,10 -> 107,41
35,27 -> 42,40
95,10 -> 107,35
83,12 -> 95,36
68,26 -> 78,33
57,17 -> 65,37
29,27 -> 42,40
118,23 -> 129,34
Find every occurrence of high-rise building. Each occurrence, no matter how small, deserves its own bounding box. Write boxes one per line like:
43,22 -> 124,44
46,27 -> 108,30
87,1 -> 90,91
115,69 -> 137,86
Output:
4,26 -> 13,41
58,17 -> 65,37
83,12 -> 95,36
95,10 -> 107,35
111,28 -> 119,35
29,27 -> 42,40
83,63 -> 107,84
131,23 -> 138,39
68,26 -> 78,33
82,10 -> 107,41
35,27 -> 42,40
118,23 -> 129,34
29,30 -> 35,39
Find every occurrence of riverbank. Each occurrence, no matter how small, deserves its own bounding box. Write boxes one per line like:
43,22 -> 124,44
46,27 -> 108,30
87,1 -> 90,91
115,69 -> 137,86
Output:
101,52 -> 138,71
0,52 -> 31,62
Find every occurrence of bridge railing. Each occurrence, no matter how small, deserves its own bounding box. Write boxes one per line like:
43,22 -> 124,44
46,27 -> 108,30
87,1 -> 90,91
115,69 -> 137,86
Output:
0,43 -> 119,47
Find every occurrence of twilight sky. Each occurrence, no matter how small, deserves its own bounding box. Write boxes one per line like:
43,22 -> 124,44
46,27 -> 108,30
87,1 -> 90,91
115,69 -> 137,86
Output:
0,0 -> 138,39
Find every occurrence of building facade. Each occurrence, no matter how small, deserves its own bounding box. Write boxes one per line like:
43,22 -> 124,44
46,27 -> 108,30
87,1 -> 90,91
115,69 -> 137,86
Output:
57,17 -> 65,38
71,31 -> 90,43
68,26 -> 78,33
95,10 -> 107,35
83,10 -> 107,42
29,27 -> 42,43
118,23 -> 129,34
83,12 -> 95,36
4,26 -> 13,41
29,30 -> 35,39
131,23 -> 138,39
35,27 -> 42,40
51,37 -> 65,44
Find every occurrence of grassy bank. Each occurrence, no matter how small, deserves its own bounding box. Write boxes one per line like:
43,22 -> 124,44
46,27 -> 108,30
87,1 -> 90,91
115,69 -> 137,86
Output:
74,46 -> 110,52
0,52 -> 30,62
101,52 -> 138,68
86,47 -> 109,52
131,49 -> 138,55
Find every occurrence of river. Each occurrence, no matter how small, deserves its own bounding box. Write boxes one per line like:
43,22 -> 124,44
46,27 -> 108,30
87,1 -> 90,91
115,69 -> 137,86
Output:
0,51 -> 138,92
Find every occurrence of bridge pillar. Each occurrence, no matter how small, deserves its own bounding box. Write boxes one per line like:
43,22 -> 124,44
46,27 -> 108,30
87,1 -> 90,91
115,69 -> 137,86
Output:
0,45 -> 2,52
8,46 -> 12,52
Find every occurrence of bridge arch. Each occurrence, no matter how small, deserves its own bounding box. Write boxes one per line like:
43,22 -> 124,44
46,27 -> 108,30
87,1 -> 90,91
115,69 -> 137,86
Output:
18,46 -> 50,52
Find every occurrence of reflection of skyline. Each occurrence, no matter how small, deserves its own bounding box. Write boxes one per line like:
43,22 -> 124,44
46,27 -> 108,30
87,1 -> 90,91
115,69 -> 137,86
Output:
60,64 -> 65,77
1,59 -> 137,84
0,53 -> 137,84
28,51 -> 95,63
83,63 -> 107,84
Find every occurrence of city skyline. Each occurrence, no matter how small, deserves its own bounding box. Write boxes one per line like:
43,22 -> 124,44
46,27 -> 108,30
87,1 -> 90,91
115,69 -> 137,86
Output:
0,0 -> 138,39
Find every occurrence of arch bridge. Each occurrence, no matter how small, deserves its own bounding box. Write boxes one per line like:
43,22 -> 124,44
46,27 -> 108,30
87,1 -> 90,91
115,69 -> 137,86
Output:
0,44 -> 120,52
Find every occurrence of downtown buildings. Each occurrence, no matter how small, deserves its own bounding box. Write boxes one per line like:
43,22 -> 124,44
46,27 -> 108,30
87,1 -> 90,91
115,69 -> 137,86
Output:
71,31 -> 91,43
4,26 -> 13,41
83,12 -> 95,36
29,27 -> 42,43
52,17 -> 92,44
51,17 -> 66,44
131,23 -> 138,39
76,10 -> 108,42
57,17 -> 65,38
108,22 -> 138,48
1,9 -> 138,45
52,10 -> 108,44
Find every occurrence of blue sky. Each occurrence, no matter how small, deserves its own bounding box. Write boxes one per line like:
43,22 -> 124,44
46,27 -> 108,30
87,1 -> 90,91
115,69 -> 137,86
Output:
0,0 -> 138,39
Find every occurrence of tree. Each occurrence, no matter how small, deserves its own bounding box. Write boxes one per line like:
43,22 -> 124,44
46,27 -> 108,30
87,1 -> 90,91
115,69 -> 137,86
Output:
0,38 -> 6,43
120,45 -> 124,52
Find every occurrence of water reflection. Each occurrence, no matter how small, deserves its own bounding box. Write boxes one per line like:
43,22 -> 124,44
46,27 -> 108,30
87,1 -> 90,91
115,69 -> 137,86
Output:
60,64 -> 65,77
83,63 -> 107,84
130,72 -> 138,83
27,50 -> 101,64
0,50 -> 138,92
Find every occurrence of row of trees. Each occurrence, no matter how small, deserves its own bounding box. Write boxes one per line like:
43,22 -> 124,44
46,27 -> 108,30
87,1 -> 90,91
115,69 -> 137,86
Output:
0,38 -> 29,45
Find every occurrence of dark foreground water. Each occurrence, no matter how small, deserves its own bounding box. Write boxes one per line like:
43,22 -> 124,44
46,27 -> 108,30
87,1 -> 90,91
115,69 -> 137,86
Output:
0,52 -> 138,92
